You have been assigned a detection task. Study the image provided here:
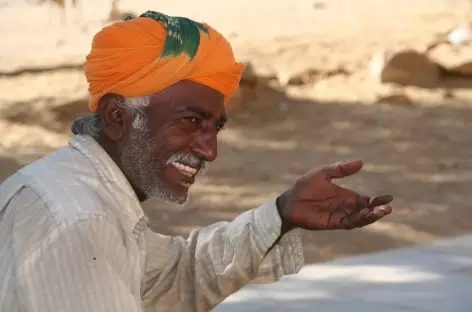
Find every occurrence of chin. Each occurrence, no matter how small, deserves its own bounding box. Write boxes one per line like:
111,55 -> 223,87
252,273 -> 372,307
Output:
146,187 -> 190,205
168,195 -> 189,206
163,191 -> 189,205
140,175 -> 193,205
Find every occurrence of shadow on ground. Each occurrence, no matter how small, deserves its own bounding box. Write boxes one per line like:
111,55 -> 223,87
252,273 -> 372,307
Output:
0,156 -> 22,181
2,75 -> 471,263
143,84 -> 472,263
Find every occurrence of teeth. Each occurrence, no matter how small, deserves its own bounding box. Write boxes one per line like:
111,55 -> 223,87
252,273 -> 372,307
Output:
171,161 -> 198,177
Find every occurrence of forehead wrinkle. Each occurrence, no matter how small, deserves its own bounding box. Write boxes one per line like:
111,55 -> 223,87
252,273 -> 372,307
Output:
151,82 -> 226,121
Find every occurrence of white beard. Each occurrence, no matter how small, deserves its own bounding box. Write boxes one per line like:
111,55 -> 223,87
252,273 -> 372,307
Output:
120,128 -> 189,205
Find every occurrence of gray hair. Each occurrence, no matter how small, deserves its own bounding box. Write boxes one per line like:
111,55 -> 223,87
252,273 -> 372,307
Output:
71,95 -> 151,138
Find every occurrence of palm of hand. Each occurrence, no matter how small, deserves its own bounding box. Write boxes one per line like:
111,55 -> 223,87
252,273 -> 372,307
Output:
277,160 -> 393,231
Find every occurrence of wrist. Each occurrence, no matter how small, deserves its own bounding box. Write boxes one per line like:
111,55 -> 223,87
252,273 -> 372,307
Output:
276,194 -> 295,235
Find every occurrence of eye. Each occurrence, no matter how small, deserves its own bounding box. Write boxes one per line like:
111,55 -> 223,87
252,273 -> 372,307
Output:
182,116 -> 198,123
180,116 -> 202,131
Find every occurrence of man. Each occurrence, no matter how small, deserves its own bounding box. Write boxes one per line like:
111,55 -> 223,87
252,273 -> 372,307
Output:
0,10 -> 393,312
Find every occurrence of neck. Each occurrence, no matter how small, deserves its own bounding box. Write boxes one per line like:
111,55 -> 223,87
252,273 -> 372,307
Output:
96,134 -> 148,202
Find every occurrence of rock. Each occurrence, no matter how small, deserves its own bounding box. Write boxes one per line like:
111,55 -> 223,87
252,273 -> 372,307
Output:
227,62 -> 282,113
448,61 -> 472,77
226,63 -> 259,112
313,2 -> 326,9
376,92 -> 414,107
428,43 -> 472,88
239,62 -> 259,87
108,0 -> 135,21
429,44 -> 472,77
370,49 -> 441,88
227,87 -> 245,112
447,26 -> 471,46
287,68 -> 321,86
286,67 -> 350,86
109,9 -> 136,21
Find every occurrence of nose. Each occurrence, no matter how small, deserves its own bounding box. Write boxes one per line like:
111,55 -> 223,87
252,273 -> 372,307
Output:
191,128 -> 218,162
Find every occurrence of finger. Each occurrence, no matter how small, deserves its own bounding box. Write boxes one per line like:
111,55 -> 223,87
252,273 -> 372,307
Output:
340,208 -> 371,229
356,205 -> 392,227
356,194 -> 371,209
365,205 -> 391,220
320,160 -> 363,180
369,195 -> 394,208
373,204 -> 393,215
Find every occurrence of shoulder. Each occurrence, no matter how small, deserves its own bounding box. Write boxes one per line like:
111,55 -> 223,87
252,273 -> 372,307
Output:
17,145 -> 115,224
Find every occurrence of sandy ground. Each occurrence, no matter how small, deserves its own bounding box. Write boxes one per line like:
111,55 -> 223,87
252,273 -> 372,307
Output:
1,0 -> 472,263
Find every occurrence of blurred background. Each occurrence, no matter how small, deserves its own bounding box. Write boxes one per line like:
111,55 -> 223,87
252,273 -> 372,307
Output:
1,0 -> 471,264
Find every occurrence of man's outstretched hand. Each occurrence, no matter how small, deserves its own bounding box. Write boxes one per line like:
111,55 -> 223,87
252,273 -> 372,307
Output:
276,160 -> 393,231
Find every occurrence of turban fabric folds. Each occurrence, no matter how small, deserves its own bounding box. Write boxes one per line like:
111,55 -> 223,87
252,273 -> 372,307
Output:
84,10 -> 246,112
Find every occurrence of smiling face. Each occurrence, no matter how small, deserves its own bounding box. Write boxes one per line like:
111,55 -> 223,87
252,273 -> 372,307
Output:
114,80 -> 227,204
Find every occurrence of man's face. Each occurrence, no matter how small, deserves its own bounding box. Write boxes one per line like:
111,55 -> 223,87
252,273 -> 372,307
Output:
119,80 -> 227,204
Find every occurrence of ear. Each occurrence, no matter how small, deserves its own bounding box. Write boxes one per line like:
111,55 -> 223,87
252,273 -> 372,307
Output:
98,94 -> 132,141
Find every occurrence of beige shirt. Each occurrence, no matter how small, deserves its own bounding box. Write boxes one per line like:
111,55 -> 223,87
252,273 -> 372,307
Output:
0,134 -> 304,312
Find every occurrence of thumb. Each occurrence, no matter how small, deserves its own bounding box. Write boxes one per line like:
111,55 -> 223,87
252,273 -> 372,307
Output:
321,160 -> 363,180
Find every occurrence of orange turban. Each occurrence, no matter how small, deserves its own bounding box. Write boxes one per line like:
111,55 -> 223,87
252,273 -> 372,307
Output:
84,11 -> 245,112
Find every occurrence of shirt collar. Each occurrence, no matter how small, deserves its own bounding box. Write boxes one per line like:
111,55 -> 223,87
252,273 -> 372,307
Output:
69,134 -> 149,237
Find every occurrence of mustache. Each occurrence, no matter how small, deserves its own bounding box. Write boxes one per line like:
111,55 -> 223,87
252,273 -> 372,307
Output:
166,152 -> 209,174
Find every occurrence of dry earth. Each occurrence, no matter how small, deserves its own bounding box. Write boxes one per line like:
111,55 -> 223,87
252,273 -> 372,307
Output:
1,0 -> 471,263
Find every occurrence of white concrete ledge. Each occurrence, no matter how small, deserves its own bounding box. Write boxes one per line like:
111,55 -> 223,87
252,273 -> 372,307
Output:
214,235 -> 472,311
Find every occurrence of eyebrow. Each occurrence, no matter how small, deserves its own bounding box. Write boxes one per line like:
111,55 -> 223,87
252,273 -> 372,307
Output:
178,106 -> 228,123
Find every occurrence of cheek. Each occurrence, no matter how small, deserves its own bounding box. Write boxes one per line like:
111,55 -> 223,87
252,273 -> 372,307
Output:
154,126 -> 193,152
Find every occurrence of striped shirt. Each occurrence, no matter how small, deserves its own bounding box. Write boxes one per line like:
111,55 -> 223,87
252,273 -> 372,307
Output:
0,134 -> 304,312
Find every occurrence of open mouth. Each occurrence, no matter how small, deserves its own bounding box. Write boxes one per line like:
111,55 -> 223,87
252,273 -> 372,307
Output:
170,161 -> 199,187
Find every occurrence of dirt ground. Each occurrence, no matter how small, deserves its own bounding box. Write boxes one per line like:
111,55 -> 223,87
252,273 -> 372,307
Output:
1,0 -> 471,263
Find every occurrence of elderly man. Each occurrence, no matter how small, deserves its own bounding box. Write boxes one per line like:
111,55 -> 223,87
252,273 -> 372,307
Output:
0,10 -> 393,312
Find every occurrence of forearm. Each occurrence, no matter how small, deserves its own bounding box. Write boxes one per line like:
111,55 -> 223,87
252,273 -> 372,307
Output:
143,199 -> 304,312
191,200 -> 304,309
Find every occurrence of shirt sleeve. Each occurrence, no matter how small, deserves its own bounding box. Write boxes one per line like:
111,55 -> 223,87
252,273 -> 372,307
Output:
16,213 -> 143,312
142,198 -> 305,312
